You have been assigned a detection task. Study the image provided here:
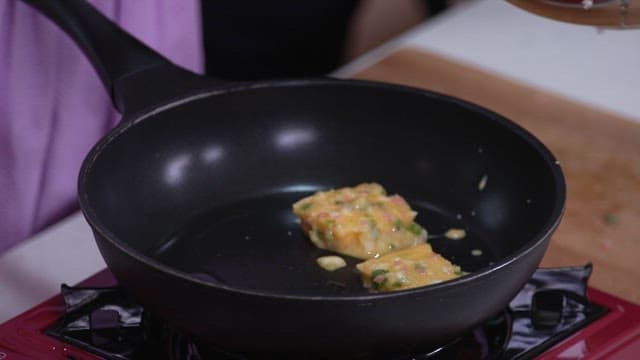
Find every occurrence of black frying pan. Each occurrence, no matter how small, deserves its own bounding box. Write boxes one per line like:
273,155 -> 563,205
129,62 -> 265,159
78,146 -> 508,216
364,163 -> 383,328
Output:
25,0 -> 566,357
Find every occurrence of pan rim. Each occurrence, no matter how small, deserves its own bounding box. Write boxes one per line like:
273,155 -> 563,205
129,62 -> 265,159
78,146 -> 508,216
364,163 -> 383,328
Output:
78,77 -> 566,301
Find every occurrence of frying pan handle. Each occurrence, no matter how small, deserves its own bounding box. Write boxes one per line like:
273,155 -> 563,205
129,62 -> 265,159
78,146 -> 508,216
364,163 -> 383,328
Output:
21,0 -> 220,115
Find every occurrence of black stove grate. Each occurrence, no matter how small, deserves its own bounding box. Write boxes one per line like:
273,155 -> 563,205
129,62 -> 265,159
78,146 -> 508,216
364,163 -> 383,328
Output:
45,265 -> 607,359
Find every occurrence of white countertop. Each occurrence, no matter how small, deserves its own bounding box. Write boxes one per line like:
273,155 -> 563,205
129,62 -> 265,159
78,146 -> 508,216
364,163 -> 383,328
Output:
2,0 -> 639,324
336,0 -> 640,122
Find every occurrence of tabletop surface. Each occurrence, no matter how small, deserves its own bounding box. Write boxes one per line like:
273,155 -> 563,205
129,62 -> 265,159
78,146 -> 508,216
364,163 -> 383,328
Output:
353,47 -> 640,304
2,0 -> 639,324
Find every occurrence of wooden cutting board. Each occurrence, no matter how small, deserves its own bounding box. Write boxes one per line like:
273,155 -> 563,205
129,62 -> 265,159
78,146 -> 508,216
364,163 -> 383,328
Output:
352,48 -> 640,303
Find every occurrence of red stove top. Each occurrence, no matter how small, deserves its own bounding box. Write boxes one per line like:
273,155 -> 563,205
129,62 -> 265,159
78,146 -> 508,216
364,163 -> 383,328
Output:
1,269 -> 640,360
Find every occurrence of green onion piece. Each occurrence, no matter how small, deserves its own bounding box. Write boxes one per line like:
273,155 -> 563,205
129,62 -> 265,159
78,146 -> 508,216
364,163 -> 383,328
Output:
371,269 -> 389,278
406,222 -> 423,236
394,219 -> 404,229
371,269 -> 388,291
300,202 -> 313,210
604,213 -> 618,225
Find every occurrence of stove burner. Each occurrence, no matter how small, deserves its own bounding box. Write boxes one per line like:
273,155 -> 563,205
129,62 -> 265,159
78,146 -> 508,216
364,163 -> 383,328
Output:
44,285 -> 157,359
503,265 -> 608,359
44,265 -> 606,359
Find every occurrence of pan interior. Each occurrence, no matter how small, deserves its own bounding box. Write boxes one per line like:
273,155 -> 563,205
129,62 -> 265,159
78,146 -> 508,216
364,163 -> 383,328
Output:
147,190 -> 499,296
82,81 -> 562,297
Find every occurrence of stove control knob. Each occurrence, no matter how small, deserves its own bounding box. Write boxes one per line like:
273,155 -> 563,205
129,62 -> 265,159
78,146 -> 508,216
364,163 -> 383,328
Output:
531,290 -> 565,329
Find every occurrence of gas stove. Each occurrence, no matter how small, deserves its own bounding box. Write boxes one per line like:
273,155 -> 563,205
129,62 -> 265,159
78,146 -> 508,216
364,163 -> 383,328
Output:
1,265 -> 639,359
